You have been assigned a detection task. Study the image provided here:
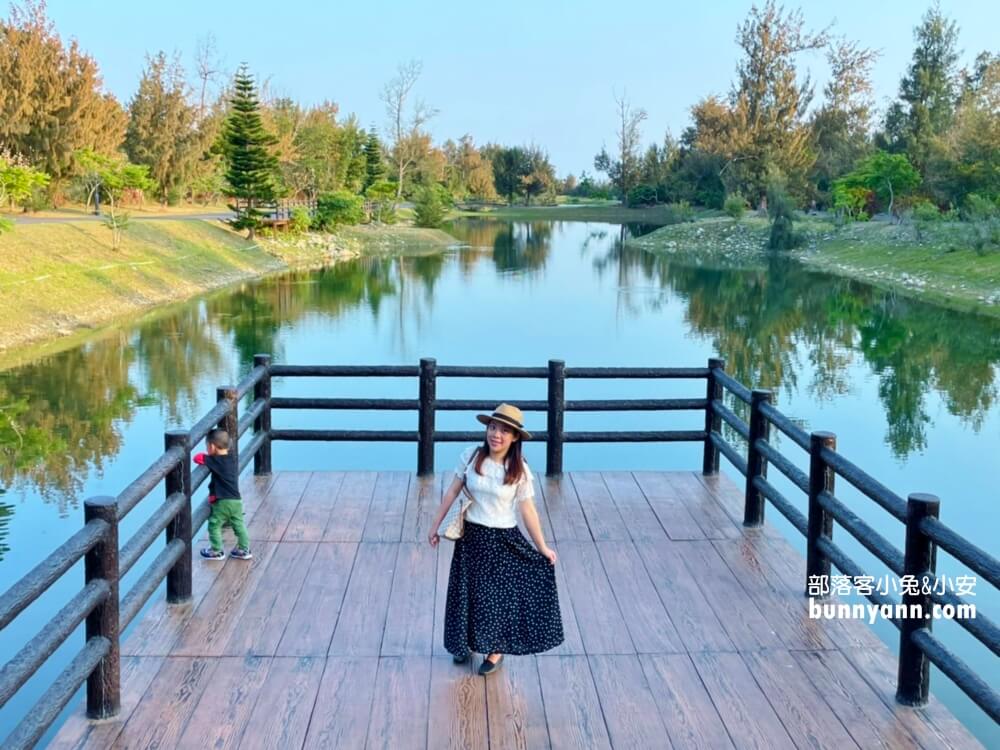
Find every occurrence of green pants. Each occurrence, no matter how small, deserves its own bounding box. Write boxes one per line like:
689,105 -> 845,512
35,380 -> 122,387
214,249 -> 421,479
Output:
207,499 -> 250,552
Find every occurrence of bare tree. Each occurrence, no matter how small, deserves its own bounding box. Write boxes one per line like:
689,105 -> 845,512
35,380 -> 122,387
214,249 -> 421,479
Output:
381,60 -> 438,200
594,90 -> 647,205
194,32 -> 223,118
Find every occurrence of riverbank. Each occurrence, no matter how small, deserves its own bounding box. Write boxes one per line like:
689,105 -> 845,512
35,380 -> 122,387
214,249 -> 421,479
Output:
0,220 -> 457,365
628,216 -> 1000,317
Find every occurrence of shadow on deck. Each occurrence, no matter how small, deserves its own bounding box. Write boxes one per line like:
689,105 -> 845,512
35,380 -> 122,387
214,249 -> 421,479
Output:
50,471 -> 981,749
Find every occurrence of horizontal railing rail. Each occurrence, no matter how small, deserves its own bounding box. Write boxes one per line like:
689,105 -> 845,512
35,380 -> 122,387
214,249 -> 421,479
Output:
707,362 -> 999,725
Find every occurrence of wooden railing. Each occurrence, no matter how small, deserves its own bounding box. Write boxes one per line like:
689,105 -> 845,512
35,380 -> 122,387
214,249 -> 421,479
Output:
705,362 -> 999,724
0,354 -> 996,747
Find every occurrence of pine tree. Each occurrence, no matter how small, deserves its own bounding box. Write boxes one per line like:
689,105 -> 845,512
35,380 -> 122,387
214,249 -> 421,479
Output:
363,129 -> 386,190
217,64 -> 279,239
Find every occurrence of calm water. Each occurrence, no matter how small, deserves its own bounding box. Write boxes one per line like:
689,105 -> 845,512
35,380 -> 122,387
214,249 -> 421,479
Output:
1,218 -> 998,745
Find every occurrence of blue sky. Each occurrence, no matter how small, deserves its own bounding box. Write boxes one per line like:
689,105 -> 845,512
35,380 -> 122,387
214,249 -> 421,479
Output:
43,0 -> 999,176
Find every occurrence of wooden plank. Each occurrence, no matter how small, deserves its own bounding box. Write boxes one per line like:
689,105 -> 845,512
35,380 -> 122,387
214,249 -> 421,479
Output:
791,649 -> 924,750
666,472 -> 742,540
278,542 -> 358,657
428,655 -> 487,750
240,656 -> 325,750
751,530 -> 884,650
547,542 -> 586,656
635,539 -> 735,653
596,540 -> 683,653
328,542 -> 398,656
641,654 -> 735,750
121,548 -> 226,656
433,538 -> 454,657
247,471 -> 311,542
680,540 -> 782,651
223,541 -> 317,656
174,655 -> 270,749
49,656 -> 165,750
536,655 -> 612,750
694,472 -> 783,538
235,472 -> 279,529
109,656 -> 216,750
485,655 -> 551,750
569,472 -> 628,541
324,470 -> 377,542
691,651 -> 797,750
601,471 -> 668,542
302,656 -> 379,749
557,542 -> 634,654
171,541 -> 278,656
588,654 -> 670,749
712,537 -> 835,651
382,542 -> 437,656
366,656 -> 432,750
539,476 -> 591,542
741,649 -> 860,749
840,646 -> 985,750
363,471 -> 410,542
401,472 -> 443,543
632,471 -> 705,540
284,472 -> 345,542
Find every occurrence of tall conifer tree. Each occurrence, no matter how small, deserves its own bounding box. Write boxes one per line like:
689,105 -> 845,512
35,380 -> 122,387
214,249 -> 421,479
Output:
217,64 -> 279,239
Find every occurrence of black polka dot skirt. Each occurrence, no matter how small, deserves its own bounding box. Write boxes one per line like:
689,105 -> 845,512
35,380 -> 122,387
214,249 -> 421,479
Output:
444,521 -> 564,656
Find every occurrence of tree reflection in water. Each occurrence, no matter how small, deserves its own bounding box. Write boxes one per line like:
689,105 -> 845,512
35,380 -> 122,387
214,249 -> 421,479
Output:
1,219 -> 998,522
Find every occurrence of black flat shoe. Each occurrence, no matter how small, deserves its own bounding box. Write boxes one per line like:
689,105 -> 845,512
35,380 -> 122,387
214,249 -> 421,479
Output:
452,651 -> 470,665
478,654 -> 504,676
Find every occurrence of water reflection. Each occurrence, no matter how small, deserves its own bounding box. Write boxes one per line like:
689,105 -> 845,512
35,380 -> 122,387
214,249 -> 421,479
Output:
1,219 -> 999,514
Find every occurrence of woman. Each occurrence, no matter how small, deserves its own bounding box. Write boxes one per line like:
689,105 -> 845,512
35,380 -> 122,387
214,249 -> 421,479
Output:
428,403 -> 564,675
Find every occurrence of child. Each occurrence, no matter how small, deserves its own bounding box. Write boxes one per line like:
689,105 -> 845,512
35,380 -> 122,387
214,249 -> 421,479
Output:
195,429 -> 252,560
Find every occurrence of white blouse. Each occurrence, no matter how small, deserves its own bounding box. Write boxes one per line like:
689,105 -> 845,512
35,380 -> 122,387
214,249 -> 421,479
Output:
453,445 -> 536,528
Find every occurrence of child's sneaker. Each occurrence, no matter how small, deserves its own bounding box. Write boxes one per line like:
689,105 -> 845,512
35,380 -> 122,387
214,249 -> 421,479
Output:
200,547 -> 226,560
230,547 -> 253,560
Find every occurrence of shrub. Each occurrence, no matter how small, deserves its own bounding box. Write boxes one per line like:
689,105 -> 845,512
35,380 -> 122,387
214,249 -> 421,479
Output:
290,206 -> 311,235
414,186 -> 447,228
723,193 -> 747,220
767,181 -> 800,250
313,190 -> 364,229
626,184 -> 657,206
962,193 -> 999,222
910,200 -> 941,223
661,201 -> 694,225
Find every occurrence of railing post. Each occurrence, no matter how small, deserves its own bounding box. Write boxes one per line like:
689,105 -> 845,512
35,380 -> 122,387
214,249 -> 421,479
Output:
896,492 -> 940,707
253,353 -> 272,476
547,359 -> 565,477
217,385 -> 239,469
806,431 -> 836,596
702,357 -> 725,475
83,496 -> 120,719
164,431 -> 192,604
418,358 -> 436,476
743,388 -> 772,527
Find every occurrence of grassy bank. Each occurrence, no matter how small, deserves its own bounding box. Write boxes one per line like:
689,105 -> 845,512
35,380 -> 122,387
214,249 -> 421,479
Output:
0,220 -> 457,364
628,216 -> 1000,316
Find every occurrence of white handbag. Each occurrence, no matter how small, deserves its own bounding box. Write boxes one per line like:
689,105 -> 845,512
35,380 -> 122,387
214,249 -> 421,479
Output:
442,452 -> 477,540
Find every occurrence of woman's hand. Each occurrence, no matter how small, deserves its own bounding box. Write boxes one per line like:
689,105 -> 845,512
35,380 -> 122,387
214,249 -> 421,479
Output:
539,545 -> 557,565
428,530 -> 440,548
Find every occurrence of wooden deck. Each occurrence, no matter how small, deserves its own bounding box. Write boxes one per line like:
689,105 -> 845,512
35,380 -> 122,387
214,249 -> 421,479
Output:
50,471 -> 982,749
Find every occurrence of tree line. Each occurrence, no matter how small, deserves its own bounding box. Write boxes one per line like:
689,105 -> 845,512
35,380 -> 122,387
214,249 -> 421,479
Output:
0,1 -> 562,238
585,1 -> 998,229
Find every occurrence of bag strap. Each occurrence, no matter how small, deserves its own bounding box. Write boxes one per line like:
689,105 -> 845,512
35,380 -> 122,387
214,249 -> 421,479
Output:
460,449 -> 478,503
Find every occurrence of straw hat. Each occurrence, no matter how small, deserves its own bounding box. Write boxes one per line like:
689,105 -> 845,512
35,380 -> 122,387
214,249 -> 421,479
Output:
476,403 -> 532,440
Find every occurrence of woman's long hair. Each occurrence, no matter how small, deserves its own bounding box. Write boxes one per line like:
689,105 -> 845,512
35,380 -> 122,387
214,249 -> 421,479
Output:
474,431 -> 526,485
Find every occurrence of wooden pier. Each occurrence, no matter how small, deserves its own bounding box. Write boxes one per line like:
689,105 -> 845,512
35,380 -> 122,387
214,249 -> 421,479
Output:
50,470 -> 980,749
2,357 -> 995,749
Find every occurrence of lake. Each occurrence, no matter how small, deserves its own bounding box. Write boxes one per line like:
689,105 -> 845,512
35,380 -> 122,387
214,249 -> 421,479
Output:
1,218 -> 998,746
